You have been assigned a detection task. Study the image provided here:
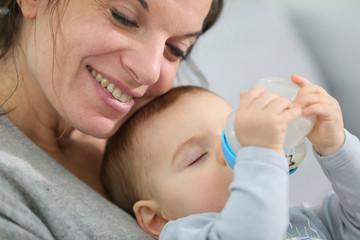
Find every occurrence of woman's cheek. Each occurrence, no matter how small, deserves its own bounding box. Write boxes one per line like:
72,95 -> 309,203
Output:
145,62 -> 179,98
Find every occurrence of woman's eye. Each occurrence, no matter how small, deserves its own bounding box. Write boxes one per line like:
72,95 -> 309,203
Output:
166,43 -> 186,60
111,8 -> 138,28
188,152 -> 208,167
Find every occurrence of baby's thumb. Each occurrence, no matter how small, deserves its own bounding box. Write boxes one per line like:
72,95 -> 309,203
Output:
239,91 -> 247,99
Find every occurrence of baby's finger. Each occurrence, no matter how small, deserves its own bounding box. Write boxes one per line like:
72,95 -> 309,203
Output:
291,74 -> 313,88
297,84 -> 327,96
296,90 -> 331,109
302,103 -> 329,118
252,93 -> 281,110
282,106 -> 302,123
266,97 -> 293,114
240,87 -> 266,104
239,91 -> 247,99
302,99 -> 340,119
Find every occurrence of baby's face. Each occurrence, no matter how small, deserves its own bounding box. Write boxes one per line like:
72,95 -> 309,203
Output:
139,91 -> 234,220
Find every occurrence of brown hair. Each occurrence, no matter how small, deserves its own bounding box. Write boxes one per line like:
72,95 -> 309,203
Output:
0,0 -> 21,59
0,0 -> 63,59
101,86 -> 210,218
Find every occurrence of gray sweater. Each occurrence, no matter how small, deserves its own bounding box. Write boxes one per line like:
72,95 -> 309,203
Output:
0,115 -> 151,239
161,129 -> 360,240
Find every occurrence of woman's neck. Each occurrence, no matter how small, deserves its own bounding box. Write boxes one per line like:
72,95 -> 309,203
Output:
1,49 -> 67,150
0,52 -> 109,198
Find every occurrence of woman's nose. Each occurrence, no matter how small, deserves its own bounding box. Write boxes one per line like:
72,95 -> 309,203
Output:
123,39 -> 163,86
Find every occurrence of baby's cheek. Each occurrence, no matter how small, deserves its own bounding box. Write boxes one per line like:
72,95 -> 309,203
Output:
192,172 -> 230,213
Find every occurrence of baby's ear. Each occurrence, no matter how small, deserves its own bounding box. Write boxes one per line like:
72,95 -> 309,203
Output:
133,200 -> 168,239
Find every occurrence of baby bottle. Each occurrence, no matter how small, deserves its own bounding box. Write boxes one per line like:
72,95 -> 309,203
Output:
221,77 -> 316,174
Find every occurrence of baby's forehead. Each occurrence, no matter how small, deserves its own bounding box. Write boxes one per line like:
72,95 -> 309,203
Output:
174,91 -> 226,112
140,91 -> 223,132
149,90 -> 223,121
169,90 -> 220,108
133,89 -> 222,136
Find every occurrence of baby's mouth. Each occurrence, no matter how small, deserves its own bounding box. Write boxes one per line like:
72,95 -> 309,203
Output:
87,66 -> 133,103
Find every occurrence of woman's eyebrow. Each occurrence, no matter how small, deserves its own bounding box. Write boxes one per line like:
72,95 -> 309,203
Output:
136,1 -> 202,38
137,0 -> 149,11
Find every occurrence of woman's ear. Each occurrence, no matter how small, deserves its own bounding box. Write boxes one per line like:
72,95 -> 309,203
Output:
17,0 -> 41,20
133,200 -> 169,239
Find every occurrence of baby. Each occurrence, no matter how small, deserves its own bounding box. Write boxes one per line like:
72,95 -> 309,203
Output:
101,75 -> 360,240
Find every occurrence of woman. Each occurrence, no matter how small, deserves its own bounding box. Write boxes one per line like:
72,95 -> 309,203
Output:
0,0 -> 223,239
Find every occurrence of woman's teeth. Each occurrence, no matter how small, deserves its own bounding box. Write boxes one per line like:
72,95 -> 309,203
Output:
89,68 -> 132,103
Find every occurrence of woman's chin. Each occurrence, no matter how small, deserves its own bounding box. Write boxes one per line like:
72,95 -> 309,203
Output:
74,120 -> 121,139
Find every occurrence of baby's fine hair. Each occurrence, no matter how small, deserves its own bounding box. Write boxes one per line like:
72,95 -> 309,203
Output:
102,86 -> 211,217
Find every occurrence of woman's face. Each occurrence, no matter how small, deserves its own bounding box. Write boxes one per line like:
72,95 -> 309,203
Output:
24,0 -> 213,138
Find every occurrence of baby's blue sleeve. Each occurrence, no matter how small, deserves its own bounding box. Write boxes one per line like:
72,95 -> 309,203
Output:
160,147 -> 290,240
313,129 -> 360,239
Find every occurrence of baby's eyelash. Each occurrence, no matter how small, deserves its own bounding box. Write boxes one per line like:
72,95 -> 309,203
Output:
188,152 -> 208,167
111,8 -> 138,28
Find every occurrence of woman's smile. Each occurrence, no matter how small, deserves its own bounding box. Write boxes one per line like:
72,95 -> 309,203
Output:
86,64 -> 141,118
87,65 -> 134,103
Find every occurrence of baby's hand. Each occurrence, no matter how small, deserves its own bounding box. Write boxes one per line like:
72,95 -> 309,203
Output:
292,75 -> 345,156
234,87 -> 301,154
